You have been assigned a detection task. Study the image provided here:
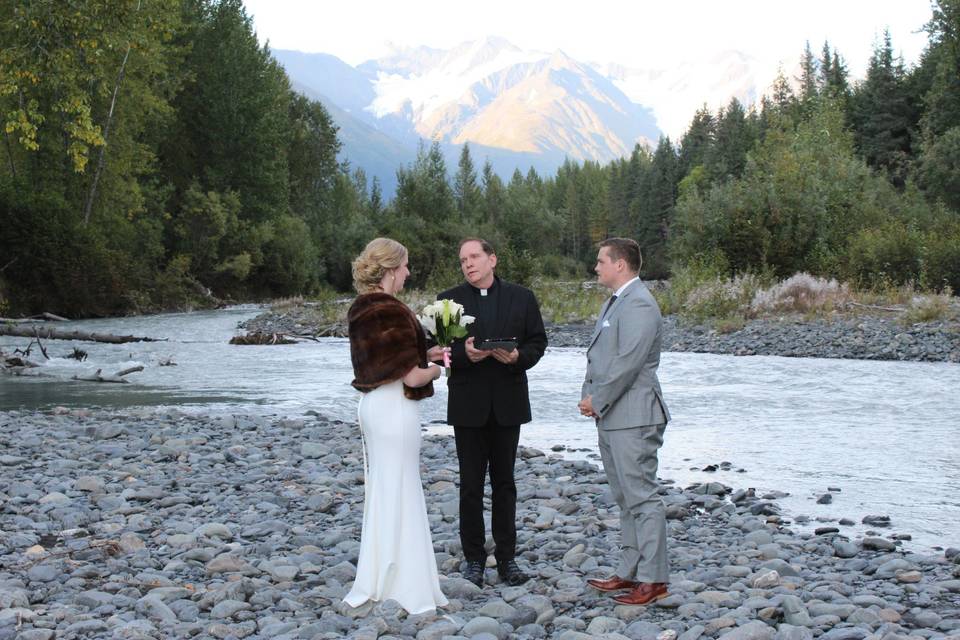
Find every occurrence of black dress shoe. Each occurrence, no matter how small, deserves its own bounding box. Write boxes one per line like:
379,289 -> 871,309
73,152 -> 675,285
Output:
497,559 -> 530,586
463,560 -> 485,587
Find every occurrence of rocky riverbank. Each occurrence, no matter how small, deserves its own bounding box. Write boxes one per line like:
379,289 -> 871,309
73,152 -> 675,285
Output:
1,408 -> 959,640
549,315 -> 960,362
241,306 -> 960,363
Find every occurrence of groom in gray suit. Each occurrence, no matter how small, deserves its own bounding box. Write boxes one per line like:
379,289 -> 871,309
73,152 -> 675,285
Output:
578,237 -> 671,606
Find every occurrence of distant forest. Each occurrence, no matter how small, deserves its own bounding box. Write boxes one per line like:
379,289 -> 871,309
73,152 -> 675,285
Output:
1,0 -> 958,316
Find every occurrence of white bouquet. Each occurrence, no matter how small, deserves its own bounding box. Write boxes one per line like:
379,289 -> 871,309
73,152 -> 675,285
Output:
418,299 -> 474,374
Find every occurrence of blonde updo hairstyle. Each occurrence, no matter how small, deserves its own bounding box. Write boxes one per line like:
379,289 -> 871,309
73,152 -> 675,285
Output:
352,237 -> 408,294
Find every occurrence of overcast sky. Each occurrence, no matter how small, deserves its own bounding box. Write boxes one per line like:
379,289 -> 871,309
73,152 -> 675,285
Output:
242,0 -> 933,77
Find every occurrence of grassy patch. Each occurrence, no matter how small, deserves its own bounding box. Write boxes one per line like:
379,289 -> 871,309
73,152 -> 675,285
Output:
531,279 -> 608,324
900,291 -> 954,325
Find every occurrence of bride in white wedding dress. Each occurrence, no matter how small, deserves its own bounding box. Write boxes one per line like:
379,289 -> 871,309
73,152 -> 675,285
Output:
342,238 -> 449,615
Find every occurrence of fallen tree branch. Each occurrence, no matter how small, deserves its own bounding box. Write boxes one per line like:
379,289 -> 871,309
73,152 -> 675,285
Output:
0,312 -> 71,323
847,301 -> 905,313
71,365 -> 144,383
38,312 -> 71,322
32,330 -> 49,360
0,325 -> 163,343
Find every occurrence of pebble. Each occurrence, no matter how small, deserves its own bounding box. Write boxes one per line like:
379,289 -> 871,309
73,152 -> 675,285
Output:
0,407 -> 957,640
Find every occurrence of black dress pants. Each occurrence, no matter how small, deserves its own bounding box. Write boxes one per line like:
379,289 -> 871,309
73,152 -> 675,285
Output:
453,418 -> 521,563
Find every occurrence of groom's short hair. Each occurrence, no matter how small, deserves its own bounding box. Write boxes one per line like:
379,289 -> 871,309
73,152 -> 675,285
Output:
599,238 -> 642,273
459,237 -> 495,255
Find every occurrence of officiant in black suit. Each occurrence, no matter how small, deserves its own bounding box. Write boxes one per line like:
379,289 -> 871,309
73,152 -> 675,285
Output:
436,237 -> 547,587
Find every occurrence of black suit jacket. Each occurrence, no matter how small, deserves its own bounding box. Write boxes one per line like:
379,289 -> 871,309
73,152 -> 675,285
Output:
438,278 -> 547,427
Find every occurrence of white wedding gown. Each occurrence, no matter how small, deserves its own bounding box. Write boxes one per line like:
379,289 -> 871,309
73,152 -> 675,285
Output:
343,379 -> 449,614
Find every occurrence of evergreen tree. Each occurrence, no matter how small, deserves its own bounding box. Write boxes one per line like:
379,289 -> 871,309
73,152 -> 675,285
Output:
849,30 -> 916,187
453,143 -> 482,221
771,66 -> 796,112
918,0 -> 960,210
922,0 -> 960,138
819,42 -> 833,92
798,41 -> 820,105
818,42 -> 850,103
369,177 -> 384,216
163,0 -> 291,224
678,106 -> 715,178
828,52 -> 851,102
287,93 -> 340,237
706,98 -> 755,181
390,141 -> 458,286
637,136 -> 679,277
481,160 -> 506,225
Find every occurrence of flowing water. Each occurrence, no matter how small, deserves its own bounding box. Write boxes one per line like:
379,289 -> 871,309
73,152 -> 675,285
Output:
2,307 -> 958,550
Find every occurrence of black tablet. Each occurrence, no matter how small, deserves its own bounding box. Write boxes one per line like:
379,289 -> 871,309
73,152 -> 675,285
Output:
476,337 -> 518,351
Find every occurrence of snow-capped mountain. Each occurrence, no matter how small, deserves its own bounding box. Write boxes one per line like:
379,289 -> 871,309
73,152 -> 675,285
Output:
600,50 -> 783,140
271,37 -> 781,194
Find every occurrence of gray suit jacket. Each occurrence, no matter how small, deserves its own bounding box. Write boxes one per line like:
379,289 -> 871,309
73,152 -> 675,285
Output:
581,279 -> 670,430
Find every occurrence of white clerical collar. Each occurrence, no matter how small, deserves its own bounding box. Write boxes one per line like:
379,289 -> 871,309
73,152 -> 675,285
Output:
614,277 -> 639,298
473,277 -> 498,297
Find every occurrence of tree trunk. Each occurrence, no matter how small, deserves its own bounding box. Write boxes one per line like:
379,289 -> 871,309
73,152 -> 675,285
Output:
0,325 -> 163,343
72,365 -> 143,383
82,0 -> 141,225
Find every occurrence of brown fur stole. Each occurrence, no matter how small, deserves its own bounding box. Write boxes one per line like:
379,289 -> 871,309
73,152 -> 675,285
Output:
347,292 -> 434,400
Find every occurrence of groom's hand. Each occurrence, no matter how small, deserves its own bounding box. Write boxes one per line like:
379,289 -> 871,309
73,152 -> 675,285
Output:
465,337 -> 490,363
578,396 -> 598,418
490,347 -> 519,365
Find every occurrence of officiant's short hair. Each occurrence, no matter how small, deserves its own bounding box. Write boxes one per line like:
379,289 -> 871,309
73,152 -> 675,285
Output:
459,237 -> 495,255
599,238 -> 642,273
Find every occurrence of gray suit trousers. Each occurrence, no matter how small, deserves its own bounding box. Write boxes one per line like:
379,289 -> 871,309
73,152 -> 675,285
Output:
597,423 -> 669,583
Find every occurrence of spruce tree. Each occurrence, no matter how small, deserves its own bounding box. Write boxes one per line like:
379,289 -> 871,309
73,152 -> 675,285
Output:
707,98 -> 755,181
453,143 -> 482,221
678,106 -> 715,178
849,30 -> 916,187
798,41 -> 820,105
637,136 -> 678,277
820,42 -> 833,92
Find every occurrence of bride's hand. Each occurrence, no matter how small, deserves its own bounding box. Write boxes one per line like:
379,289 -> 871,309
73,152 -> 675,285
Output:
427,345 -> 445,363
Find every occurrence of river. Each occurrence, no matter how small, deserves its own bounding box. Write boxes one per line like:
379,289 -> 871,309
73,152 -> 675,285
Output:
2,307 -> 958,551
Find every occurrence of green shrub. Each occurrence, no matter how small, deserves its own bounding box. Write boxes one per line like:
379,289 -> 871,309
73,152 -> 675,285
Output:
659,250 -> 731,316
153,255 -> 200,311
845,222 -> 923,287
258,215 -> 319,296
922,221 -> 960,293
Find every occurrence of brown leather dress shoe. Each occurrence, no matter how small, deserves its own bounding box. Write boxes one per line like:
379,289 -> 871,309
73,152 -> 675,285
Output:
613,582 -> 669,605
587,576 -> 639,592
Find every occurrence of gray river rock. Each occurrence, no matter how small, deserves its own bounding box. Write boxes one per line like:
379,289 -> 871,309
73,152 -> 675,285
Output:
1,408 -> 960,640
3,307 -> 960,638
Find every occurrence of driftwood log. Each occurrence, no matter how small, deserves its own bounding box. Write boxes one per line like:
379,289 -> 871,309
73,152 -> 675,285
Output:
0,324 -> 163,343
230,332 -> 297,345
0,312 -> 70,323
0,347 -> 145,383
71,365 -> 144,383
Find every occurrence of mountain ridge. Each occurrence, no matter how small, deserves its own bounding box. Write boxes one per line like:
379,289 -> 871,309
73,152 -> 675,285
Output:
271,38 -> 779,195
